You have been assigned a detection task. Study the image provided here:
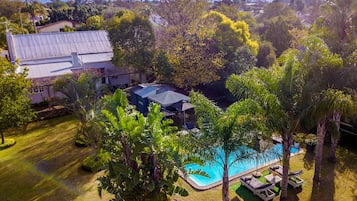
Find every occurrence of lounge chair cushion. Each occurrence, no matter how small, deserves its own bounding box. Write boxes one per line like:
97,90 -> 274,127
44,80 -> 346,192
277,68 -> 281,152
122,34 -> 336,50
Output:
240,175 -> 253,182
256,183 -> 273,190
288,170 -> 303,177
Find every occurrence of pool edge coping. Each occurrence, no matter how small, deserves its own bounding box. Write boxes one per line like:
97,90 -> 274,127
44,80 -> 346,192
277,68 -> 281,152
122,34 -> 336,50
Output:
180,148 -> 305,191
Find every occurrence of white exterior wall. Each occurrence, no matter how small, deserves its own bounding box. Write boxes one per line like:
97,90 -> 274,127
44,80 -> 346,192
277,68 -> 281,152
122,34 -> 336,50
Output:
38,21 -> 74,33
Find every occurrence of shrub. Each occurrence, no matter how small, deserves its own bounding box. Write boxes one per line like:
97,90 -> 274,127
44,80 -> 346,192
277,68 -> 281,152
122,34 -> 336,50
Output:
75,134 -> 89,147
0,138 -> 16,150
304,134 -> 317,146
82,150 -> 110,172
293,133 -> 305,144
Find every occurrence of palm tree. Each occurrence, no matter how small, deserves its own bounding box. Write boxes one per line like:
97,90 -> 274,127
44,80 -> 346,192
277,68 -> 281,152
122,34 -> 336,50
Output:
310,89 -> 354,184
226,49 -> 307,200
299,36 -> 355,184
53,72 -> 109,146
189,91 -> 268,201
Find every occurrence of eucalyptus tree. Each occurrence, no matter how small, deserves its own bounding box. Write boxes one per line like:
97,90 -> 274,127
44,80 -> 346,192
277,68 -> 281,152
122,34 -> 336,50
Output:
189,91 -> 268,201
98,103 -> 202,200
226,49 -> 307,200
107,10 -> 155,83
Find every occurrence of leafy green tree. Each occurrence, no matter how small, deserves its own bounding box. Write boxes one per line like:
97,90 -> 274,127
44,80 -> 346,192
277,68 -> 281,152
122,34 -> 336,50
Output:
22,1 -> 47,31
226,49 -> 307,200
152,49 -> 174,83
98,103 -> 196,200
169,35 -> 224,89
0,58 -> 34,144
0,16 -> 30,50
311,0 -> 357,58
256,40 -> 276,68
47,4 -> 103,24
83,15 -> 103,30
189,91 -> 267,201
154,0 -> 210,59
0,0 -> 25,19
263,17 -> 293,57
48,0 -> 69,10
107,10 -> 155,82
258,2 -> 302,28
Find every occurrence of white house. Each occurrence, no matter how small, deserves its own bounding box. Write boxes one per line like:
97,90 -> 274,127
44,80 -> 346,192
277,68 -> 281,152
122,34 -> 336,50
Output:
6,30 -> 137,104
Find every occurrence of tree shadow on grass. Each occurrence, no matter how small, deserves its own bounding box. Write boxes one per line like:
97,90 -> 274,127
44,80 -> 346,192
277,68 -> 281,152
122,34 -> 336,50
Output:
285,186 -> 302,201
334,146 -> 357,201
310,146 -> 335,201
235,186 -> 265,201
303,151 -> 315,171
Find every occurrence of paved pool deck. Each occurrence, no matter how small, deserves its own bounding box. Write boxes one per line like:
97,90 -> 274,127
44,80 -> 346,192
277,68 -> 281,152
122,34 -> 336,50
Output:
180,148 -> 304,191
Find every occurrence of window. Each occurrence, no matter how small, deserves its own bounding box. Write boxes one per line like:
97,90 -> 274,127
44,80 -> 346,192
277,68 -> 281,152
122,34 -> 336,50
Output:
30,86 -> 45,94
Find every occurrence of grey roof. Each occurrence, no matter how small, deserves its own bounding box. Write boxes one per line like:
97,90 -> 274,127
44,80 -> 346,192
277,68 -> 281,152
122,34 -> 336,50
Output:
135,86 -> 158,98
19,61 -> 73,79
18,53 -> 114,79
12,30 -> 112,61
148,91 -> 189,107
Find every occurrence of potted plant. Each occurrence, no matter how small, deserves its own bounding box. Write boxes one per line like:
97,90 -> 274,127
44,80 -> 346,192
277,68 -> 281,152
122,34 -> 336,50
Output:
304,134 -> 317,153
293,133 -> 305,148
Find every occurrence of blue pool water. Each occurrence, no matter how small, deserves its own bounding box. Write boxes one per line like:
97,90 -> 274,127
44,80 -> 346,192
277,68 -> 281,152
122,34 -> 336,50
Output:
185,144 -> 299,187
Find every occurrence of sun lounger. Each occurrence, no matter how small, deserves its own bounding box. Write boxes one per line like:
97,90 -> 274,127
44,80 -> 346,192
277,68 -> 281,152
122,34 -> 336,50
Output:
269,165 -> 304,188
240,175 -> 275,201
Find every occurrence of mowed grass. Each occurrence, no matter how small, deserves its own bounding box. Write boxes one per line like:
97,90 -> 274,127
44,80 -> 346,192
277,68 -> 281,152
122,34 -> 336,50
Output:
0,115 -> 111,201
1,115 -> 356,201
173,145 -> 357,201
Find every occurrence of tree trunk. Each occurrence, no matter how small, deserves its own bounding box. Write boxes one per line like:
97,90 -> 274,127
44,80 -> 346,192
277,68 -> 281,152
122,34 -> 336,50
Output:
1,131 -> 4,144
313,116 -> 327,185
329,111 -> 341,162
222,152 -> 229,201
280,132 -> 292,200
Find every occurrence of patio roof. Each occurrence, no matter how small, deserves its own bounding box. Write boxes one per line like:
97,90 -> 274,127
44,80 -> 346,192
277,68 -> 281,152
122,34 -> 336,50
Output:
148,91 -> 189,107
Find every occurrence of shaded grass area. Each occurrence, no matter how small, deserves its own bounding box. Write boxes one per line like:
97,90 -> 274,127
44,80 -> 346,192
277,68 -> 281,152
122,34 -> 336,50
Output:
0,115 -> 110,201
173,146 -> 357,201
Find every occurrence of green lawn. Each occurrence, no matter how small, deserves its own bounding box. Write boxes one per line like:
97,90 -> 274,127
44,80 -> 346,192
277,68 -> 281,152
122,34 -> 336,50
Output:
0,115 -> 111,201
0,115 -> 356,201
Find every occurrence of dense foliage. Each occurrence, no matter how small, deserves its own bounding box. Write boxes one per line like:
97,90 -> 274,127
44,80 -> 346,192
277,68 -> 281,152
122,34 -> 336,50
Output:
0,58 -> 34,144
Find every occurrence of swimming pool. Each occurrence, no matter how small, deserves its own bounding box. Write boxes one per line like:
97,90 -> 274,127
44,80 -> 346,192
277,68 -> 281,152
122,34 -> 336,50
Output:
185,144 -> 299,187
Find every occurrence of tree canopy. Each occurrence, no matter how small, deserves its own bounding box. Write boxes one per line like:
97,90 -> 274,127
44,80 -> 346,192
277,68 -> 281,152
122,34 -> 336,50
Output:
0,58 -> 34,144
107,10 -> 155,81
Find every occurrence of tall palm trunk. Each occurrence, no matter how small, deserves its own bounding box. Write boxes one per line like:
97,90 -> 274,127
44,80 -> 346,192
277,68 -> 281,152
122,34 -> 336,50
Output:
329,111 -> 341,162
1,131 -> 4,144
280,132 -> 292,200
222,152 -> 229,201
313,116 -> 327,185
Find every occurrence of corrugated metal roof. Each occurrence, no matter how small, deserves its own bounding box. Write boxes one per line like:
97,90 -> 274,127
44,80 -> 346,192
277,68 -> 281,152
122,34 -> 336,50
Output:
135,86 -> 158,98
12,30 -> 112,61
80,53 -> 113,63
19,62 -> 73,79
